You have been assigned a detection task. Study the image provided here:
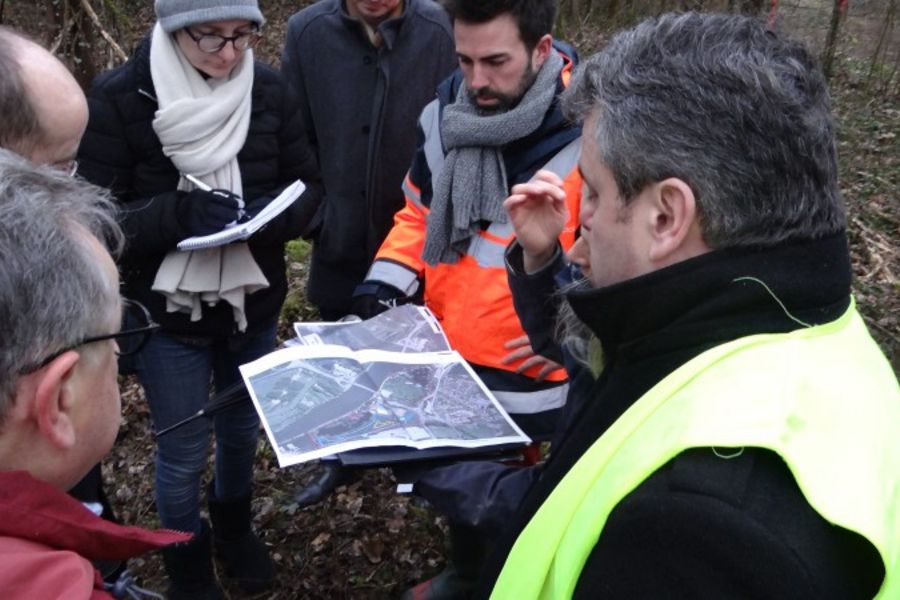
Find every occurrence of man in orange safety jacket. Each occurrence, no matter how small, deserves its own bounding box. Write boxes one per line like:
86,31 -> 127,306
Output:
351,1 -> 583,597
353,0 -> 582,440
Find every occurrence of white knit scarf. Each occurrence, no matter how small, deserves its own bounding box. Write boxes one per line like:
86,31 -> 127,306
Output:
149,23 -> 268,332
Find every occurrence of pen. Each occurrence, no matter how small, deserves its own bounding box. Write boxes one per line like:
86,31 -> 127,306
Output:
184,173 -> 213,191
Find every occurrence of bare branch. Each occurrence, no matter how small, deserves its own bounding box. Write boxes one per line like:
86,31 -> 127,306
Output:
79,0 -> 127,63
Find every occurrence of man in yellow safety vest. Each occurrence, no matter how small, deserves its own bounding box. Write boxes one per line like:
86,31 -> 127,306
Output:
476,11 -> 898,599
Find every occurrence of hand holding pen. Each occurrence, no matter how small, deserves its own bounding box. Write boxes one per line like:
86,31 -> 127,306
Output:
183,174 -> 247,230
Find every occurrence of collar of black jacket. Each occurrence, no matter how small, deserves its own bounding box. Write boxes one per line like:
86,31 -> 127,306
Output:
565,233 -> 853,370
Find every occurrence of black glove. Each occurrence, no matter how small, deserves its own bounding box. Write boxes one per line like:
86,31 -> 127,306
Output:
350,281 -> 408,319
242,187 -> 322,240
242,194 -> 271,221
177,188 -> 242,236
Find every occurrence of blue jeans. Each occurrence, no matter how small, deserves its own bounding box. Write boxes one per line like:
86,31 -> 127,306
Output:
135,323 -> 276,534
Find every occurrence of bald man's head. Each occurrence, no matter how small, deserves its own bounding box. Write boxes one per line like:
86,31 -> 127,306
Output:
0,26 -> 88,170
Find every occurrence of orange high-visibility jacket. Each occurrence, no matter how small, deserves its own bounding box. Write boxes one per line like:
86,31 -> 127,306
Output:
365,48 -> 583,415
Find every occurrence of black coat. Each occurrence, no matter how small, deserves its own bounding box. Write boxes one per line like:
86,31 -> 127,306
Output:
78,36 -> 323,339
476,235 -> 885,598
282,0 -> 457,314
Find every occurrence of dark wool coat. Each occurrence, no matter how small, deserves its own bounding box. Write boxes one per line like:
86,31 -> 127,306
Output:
78,36 -> 323,340
281,0 -> 456,314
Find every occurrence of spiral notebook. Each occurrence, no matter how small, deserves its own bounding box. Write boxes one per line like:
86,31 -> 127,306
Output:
176,179 -> 306,251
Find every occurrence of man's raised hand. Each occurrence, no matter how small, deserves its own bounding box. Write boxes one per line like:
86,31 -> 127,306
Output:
504,169 -> 569,273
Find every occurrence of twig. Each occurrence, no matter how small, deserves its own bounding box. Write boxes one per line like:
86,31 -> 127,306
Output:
48,3 -> 69,55
861,313 -> 900,345
861,251 -> 893,284
852,216 -> 898,260
134,494 -> 157,522
79,0 -> 127,63
855,169 -> 900,195
365,560 -> 385,583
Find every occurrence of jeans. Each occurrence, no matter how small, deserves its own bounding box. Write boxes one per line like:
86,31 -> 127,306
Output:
135,322 -> 276,534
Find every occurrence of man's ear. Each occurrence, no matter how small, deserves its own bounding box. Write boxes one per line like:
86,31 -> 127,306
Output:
531,34 -> 553,69
646,178 -> 703,263
32,351 -> 81,450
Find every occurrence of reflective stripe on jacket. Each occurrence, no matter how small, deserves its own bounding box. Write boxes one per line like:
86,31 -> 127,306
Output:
367,49 -> 582,398
492,302 -> 900,598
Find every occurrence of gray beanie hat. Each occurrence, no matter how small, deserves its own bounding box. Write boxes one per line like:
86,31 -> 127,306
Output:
155,0 -> 265,33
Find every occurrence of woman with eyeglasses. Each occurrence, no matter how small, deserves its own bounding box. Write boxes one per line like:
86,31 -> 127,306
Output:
76,1 -> 324,597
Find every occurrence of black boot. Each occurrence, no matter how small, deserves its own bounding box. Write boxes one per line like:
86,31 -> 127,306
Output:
208,486 -> 276,594
293,460 -> 353,508
160,519 -> 224,600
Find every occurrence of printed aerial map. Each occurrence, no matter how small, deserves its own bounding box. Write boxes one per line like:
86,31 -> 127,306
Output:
242,307 -> 529,467
293,304 -> 450,353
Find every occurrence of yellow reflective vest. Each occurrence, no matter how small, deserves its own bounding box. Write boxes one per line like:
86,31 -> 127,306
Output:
492,302 -> 900,598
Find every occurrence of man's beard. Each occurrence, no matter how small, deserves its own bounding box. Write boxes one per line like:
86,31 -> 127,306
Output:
471,60 -> 539,114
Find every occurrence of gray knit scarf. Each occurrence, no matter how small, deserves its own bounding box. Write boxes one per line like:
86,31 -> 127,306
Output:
422,50 -> 564,266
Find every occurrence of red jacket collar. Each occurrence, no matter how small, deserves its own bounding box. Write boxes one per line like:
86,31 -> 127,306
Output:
0,471 -> 190,561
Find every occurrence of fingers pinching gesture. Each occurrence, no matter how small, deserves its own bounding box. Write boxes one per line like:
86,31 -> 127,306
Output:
503,169 -> 568,272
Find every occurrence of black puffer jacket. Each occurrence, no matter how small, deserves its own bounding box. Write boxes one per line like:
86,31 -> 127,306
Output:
78,36 -> 323,339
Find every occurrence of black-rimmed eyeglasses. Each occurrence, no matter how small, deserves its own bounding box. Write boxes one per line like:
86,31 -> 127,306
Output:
19,299 -> 159,374
183,26 -> 261,54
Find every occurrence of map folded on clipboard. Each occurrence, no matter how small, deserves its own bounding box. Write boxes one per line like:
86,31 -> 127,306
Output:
239,306 -> 530,468
292,305 -> 451,353
177,179 -> 306,251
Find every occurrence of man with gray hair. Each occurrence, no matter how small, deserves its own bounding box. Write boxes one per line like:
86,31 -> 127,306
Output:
0,149 -> 188,598
474,12 -> 898,598
0,25 -> 124,575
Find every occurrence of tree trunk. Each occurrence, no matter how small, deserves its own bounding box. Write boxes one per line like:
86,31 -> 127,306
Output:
821,0 -> 847,80
867,0 -> 896,91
